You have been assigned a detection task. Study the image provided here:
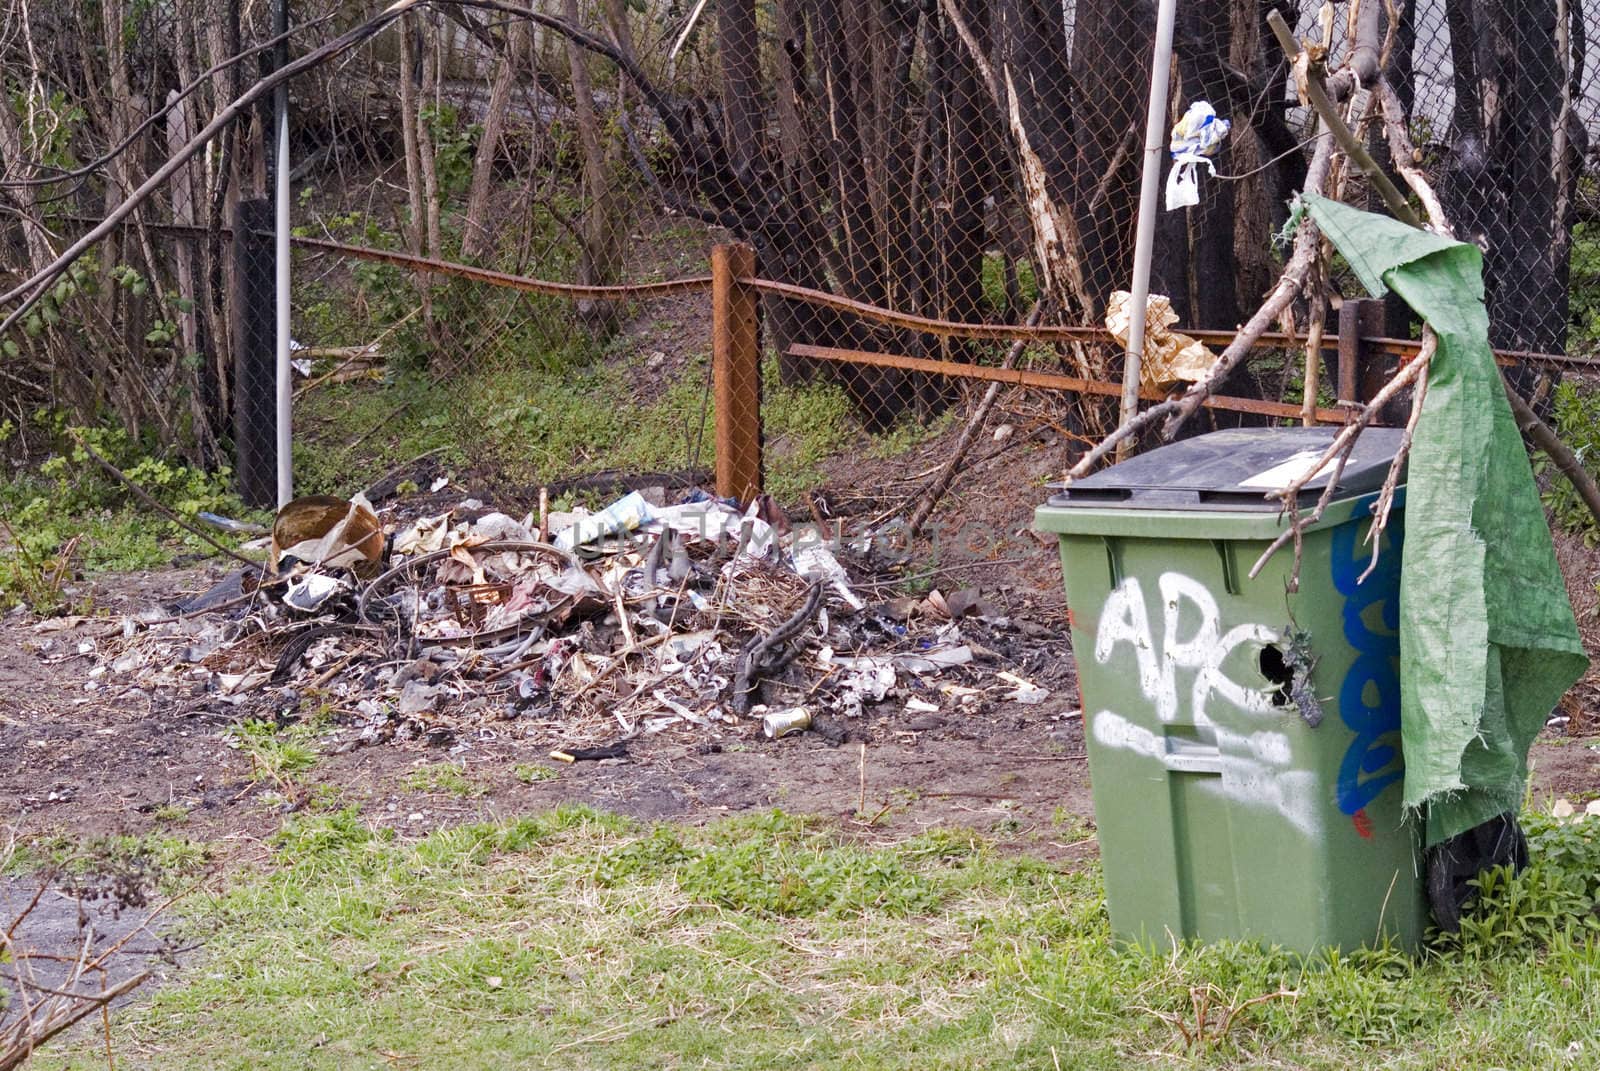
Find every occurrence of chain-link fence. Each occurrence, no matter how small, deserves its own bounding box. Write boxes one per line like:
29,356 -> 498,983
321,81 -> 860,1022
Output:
6,0 -> 1600,516
281,0 -> 1600,493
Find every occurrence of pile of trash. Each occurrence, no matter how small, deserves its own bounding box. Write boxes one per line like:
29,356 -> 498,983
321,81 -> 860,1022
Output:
79,487 -> 1059,754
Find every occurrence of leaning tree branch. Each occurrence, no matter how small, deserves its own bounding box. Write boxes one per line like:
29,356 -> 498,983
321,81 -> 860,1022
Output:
0,0 -> 425,339
1064,131 -> 1338,479
1506,383 -> 1600,524
1377,81 -> 1451,234
1266,10 -> 1421,228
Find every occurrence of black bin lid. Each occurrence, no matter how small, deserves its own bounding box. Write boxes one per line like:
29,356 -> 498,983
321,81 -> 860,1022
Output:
1047,427 -> 1404,511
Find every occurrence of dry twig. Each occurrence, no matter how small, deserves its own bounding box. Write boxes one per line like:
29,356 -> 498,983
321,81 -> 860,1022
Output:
1066,133 -> 1338,478
907,302 -> 1044,534
1140,983 -> 1300,1051
1247,330 -> 1436,586
1360,344 -> 1429,582
0,865 -> 176,1071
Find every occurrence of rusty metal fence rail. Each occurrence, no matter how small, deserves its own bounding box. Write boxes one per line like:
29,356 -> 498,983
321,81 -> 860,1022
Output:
277,231 -> 1599,508
9,0 -> 1600,517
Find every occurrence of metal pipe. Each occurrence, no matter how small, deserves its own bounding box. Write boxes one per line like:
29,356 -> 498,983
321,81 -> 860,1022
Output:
1118,0 -> 1180,460
274,0 -> 294,507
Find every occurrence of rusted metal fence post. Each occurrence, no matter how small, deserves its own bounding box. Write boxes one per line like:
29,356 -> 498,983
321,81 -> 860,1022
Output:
1336,298 -> 1384,404
712,242 -> 762,503
1337,296 -> 1409,425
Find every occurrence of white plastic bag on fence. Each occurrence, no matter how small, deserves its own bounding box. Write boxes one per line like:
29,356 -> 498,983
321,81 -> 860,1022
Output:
1166,101 -> 1230,210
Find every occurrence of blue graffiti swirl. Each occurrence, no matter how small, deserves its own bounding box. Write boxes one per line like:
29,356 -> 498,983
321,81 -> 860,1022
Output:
1330,511 -> 1405,816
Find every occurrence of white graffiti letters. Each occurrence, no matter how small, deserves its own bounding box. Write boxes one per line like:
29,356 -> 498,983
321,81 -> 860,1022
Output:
1094,572 -> 1277,722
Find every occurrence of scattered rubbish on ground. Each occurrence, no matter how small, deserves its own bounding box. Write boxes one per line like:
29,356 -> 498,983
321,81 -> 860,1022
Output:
62,487 -> 1072,758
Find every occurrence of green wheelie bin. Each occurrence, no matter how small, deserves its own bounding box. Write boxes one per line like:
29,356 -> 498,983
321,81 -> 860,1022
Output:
1034,427 -> 1426,954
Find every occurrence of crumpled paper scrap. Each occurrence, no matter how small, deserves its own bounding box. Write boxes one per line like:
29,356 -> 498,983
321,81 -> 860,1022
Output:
1105,290 -> 1217,390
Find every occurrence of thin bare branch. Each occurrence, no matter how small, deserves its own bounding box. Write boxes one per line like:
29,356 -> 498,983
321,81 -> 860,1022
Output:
1246,331 -> 1434,583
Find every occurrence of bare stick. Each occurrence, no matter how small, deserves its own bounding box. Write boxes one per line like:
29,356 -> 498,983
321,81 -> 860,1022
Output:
1246,332 -> 1435,581
908,302 -> 1043,533
1377,82 -> 1451,236
68,432 -> 265,568
1301,265 -> 1327,427
857,743 -> 867,817
0,971 -> 150,1071
1359,345 -> 1429,582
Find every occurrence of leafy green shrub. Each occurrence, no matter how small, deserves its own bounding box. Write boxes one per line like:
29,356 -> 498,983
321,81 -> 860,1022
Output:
1535,379 -> 1600,541
0,416 -> 253,611
1568,220 -> 1600,351
1442,809 -> 1600,955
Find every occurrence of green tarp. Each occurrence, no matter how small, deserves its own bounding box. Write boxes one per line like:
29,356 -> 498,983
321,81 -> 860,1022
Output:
1305,195 -> 1588,847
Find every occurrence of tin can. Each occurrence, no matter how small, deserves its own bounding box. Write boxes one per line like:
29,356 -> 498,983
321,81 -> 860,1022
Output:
762,706 -> 812,739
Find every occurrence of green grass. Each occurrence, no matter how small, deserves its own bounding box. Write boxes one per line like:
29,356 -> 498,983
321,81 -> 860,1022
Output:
760,363 -> 859,502
402,761 -> 487,797
513,762 -> 559,784
3,830 -> 214,892
0,419 -> 262,612
293,341 -> 884,507
21,806 -> 1600,1070
226,717 -> 323,786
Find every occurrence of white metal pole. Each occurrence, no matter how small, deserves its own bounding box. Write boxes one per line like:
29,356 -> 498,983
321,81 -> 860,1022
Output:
1118,0 -> 1179,461
274,0 -> 294,507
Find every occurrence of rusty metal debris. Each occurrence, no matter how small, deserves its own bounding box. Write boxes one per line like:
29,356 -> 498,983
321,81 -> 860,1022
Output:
74,487 -> 1067,755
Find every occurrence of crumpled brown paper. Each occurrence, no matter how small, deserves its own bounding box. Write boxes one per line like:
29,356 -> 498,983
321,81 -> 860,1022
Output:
1105,290 -> 1217,390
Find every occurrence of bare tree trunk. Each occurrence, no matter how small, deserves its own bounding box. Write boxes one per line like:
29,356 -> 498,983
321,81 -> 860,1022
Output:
1492,0 -> 1567,358
1070,0 -> 1151,322
937,0 -> 989,330
203,2 -> 237,424
167,90 -> 201,371
461,24 -> 525,261
1175,0 -> 1239,332
419,23 -> 443,262
0,110 -> 55,273
774,0 -> 806,178
564,0 -> 621,331
718,0 -> 761,177
603,0 -> 637,62
397,13 -> 434,336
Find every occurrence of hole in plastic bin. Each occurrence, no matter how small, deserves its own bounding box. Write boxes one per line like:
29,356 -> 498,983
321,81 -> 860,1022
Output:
1258,644 -> 1294,707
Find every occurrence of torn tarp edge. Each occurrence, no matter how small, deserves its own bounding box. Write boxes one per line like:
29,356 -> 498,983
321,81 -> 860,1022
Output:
1303,194 -> 1588,847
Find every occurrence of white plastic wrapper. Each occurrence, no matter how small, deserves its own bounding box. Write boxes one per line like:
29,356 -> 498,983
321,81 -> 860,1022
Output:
1165,101 -> 1230,210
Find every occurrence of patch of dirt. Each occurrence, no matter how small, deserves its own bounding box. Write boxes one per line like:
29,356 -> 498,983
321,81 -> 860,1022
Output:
0,558 -> 1091,860
5,425 -> 1599,866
